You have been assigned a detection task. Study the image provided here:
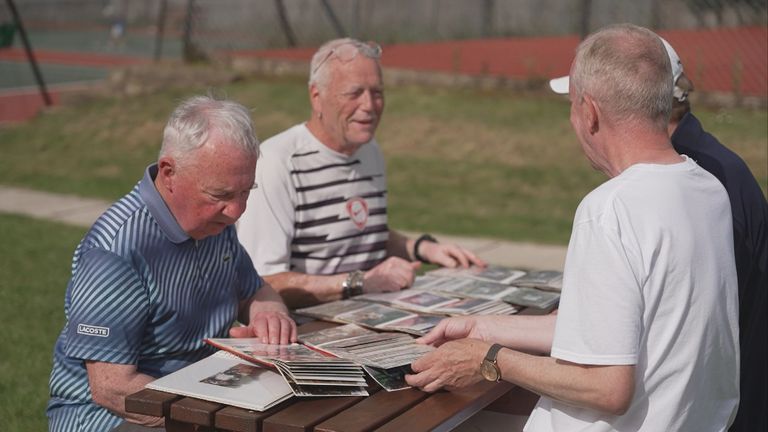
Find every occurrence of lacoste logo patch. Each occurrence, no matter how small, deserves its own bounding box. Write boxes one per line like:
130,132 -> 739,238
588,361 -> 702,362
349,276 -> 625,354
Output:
77,323 -> 110,337
223,255 -> 231,262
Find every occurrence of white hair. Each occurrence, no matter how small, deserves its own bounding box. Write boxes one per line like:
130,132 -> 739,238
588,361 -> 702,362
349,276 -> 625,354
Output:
308,38 -> 382,89
159,95 -> 259,168
571,24 -> 673,130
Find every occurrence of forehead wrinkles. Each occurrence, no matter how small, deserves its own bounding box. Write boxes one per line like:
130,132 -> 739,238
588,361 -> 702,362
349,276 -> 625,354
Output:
328,58 -> 381,89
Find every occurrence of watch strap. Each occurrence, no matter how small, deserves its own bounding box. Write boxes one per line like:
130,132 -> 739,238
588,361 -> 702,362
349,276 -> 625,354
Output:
413,234 -> 438,263
485,343 -> 504,362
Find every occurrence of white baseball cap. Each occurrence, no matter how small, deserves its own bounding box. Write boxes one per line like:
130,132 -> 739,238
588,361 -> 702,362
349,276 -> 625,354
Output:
548,36 -> 686,101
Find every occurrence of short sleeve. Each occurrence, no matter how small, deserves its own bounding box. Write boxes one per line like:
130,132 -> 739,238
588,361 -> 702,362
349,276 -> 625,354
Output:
237,149 -> 295,275
234,241 -> 263,300
551,217 -> 643,366
64,248 -> 148,365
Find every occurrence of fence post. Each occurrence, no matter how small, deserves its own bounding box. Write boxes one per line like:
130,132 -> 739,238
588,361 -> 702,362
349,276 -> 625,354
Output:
482,0 -> 494,38
579,0 -> 592,39
153,0 -> 167,62
320,0 -> 347,37
182,0 -> 206,62
273,0 -> 296,47
5,0 -> 51,106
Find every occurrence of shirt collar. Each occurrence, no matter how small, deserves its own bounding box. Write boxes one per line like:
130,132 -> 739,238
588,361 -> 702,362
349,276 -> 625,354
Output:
139,164 -> 190,244
670,112 -> 702,147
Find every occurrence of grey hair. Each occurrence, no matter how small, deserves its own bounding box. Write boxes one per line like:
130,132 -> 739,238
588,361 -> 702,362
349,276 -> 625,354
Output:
571,23 -> 673,130
159,95 -> 259,167
308,38 -> 381,89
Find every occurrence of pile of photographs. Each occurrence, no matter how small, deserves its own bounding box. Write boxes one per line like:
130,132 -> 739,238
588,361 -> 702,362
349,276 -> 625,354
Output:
295,300 -> 443,336
205,338 -> 368,397
419,266 -> 562,310
295,266 -> 564,336
357,289 -> 519,316
299,324 -> 432,391
509,270 -> 563,292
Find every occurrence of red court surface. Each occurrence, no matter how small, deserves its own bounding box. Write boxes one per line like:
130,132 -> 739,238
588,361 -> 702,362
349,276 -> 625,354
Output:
237,26 -> 767,97
0,48 -> 147,67
1,26 -> 766,124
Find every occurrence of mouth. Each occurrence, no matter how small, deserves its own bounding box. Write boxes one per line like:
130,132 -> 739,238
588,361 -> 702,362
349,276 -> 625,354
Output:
352,117 -> 375,125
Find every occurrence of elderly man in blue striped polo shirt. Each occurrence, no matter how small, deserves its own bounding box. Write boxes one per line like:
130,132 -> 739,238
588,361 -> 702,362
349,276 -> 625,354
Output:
47,96 -> 296,432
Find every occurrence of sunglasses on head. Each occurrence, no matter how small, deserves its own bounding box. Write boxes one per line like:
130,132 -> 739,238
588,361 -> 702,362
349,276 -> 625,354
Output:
312,41 -> 382,75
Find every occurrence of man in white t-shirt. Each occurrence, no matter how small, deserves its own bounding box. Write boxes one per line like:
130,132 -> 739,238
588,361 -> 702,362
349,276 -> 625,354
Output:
405,24 -> 739,431
237,38 -> 483,308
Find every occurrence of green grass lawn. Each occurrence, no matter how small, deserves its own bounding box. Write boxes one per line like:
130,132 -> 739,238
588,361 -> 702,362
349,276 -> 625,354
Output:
3,75 -> 764,244
0,214 -> 86,432
0,74 -> 765,431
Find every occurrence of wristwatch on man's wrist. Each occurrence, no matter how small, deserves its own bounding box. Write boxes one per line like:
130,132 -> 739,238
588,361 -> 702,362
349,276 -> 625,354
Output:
480,343 -> 504,382
342,270 -> 365,299
413,234 -> 438,264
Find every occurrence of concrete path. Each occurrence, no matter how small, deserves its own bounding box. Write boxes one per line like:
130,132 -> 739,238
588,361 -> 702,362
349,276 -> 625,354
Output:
0,185 -> 567,270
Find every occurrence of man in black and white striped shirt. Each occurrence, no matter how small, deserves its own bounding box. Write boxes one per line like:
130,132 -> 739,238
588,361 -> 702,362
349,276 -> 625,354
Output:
237,38 -> 483,308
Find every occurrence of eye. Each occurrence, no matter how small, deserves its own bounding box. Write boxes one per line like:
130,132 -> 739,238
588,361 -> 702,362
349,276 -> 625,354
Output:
341,88 -> 364,99
209,192 -> 234,202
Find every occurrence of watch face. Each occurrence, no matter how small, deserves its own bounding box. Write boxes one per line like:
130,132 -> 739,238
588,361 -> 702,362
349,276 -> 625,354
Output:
480,360 -> 500,382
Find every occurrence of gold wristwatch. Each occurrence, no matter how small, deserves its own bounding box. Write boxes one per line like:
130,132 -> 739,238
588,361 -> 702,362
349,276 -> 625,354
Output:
480,343 -> 504,382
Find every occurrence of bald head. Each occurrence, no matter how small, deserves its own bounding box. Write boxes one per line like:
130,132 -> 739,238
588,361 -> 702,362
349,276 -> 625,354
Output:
571,24 -> 673,131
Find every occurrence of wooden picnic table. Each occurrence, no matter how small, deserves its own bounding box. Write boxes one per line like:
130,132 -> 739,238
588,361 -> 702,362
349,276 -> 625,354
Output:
126,319 -> 541,432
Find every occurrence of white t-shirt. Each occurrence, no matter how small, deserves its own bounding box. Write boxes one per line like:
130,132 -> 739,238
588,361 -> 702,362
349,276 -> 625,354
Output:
525,157 -> 739,432
237,124 -> 389,276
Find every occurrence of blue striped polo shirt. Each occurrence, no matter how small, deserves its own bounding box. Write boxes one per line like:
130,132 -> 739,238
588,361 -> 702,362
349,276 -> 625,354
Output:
47,164 -> 262,432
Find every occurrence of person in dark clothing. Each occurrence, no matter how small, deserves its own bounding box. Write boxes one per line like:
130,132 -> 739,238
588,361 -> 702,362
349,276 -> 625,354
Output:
667,56 -> 767,432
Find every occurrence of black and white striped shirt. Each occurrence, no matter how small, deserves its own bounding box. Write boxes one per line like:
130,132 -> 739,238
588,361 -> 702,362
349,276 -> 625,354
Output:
238,124 -> 389,275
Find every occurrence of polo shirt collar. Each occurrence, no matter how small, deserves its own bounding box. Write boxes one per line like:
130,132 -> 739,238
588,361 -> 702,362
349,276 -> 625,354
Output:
139,164 -> 190,244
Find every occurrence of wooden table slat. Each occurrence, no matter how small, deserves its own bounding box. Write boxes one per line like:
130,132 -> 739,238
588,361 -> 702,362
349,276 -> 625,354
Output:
124,388 -> 180,418
262,394 -> 369,432
169,396 -> 223,427
486,386 -> 539,416
314,388 -> 429,432
215,400 -> 297,432
375,381 -> 513,432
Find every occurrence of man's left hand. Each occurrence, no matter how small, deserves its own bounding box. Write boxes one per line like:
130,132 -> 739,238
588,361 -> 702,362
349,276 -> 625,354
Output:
419,241 -> 486,268
229,310 -> 297,344
405,338 -> 490,392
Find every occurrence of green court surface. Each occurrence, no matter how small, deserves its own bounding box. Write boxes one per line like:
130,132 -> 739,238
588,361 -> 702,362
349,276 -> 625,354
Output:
21,28 -> 182,58
0,29 -> 181,90
0,60 -> 108,89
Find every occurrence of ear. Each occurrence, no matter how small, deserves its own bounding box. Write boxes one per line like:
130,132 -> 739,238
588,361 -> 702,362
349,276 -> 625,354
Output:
582,94 -> 600,135
156,156 -> 176,191
309,83 -> 322,117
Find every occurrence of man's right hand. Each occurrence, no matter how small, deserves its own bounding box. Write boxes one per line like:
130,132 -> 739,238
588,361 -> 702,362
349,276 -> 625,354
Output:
417,316 -> 489,347
363,257 -> 420,293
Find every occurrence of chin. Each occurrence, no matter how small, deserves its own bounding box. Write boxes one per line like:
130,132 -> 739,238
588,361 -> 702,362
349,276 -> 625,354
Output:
350,133 -> 374,146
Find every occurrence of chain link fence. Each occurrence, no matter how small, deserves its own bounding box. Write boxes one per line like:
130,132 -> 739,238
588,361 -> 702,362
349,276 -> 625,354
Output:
1,0 -> 766,100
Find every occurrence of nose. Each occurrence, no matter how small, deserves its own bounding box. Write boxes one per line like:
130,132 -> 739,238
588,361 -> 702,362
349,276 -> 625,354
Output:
222,195 -> 248,221
359,90 -> 374,112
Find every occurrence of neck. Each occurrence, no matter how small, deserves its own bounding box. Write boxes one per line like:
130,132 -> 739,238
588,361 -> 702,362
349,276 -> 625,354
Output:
603,123 -> 684,177
306,116 -> 358,156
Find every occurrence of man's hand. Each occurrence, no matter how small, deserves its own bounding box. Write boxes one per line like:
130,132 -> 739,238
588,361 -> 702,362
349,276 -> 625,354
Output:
418,241 -> 486,268
417,316 -> 489,347
363,257 -> 420,293
405,339 -> 490,392
230,310 -> 297,344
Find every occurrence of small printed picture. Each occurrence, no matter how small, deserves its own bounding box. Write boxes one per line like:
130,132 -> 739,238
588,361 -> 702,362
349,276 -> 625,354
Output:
200,363 -> 265,388
337,304 -> 414,327
395,291 -> 456,308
